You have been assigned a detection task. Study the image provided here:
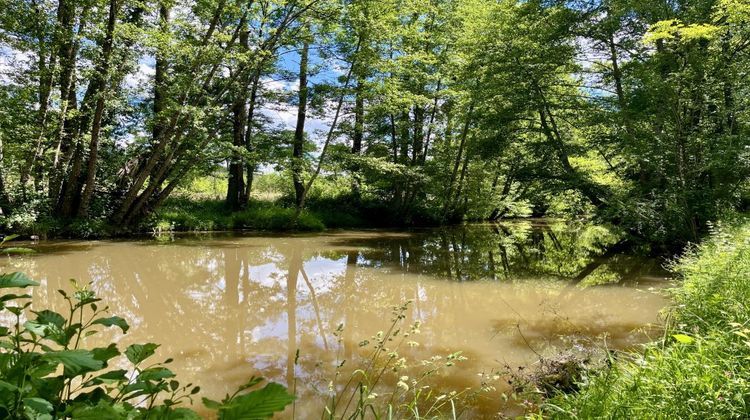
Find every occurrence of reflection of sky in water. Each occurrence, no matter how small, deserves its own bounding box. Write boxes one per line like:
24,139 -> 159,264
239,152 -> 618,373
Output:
1,222 -> 672,417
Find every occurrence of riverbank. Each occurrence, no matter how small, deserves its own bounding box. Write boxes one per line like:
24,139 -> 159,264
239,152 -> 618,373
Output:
3,196 -> 454,239
535,218 -> 750,418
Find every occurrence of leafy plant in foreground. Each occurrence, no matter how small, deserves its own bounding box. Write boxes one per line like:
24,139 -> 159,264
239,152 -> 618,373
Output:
0,272 -> 294,419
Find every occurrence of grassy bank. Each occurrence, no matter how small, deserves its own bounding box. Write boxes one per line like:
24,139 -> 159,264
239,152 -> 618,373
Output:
152,198 -> 326,233
152,195 -> 443,234
537,219 -> 750,418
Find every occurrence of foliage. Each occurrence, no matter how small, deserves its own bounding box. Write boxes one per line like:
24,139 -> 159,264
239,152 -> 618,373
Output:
0,0 -> 748,248
0,273 -> 294,419
535,218 -> 750,419
154,198 -> 325,232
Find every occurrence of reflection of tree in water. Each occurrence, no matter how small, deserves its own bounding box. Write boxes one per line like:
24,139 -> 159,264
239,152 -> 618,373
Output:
329,221 -> 667,284
3,223 -> 669,417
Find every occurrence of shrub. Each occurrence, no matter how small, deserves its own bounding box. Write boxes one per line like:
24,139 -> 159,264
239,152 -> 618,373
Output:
0,272 -> 294,419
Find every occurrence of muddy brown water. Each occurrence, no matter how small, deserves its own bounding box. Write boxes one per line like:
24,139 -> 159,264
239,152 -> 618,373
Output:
2,221 -> 671,418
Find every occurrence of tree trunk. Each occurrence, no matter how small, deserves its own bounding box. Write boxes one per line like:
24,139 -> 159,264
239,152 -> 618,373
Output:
21,2 -> 57,197
607,32 -> 626,110
78,0 -> 120,217
226,18 -> 249,211
351,77 -> 364,199
0,135 -> 10,215
49,0 -> 80,203
111,2 -> 171,225
442,103 -> 474,221
243,68 -> 262,202
292,36 -> 310,211
534,81 -> 606,208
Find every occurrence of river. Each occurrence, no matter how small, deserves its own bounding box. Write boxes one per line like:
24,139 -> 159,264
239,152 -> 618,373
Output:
2,220 -> 670,418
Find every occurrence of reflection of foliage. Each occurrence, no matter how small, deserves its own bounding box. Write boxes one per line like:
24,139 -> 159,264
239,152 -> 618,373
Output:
0,273 -> 293,419
330,221 -> 650,284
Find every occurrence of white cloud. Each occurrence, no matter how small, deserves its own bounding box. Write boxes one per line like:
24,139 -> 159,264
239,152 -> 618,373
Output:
0,44 -> 33,84
123,56 -> 156,91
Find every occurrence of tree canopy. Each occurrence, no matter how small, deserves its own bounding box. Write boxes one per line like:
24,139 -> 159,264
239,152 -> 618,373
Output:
0,0 -> 748,248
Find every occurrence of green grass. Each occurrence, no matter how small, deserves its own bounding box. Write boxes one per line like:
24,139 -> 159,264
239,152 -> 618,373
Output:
537,219 -> 750,419
153,198 -> 325,232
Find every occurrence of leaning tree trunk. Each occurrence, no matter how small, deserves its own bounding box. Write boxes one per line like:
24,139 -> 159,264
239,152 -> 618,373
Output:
78,0 -> 120,217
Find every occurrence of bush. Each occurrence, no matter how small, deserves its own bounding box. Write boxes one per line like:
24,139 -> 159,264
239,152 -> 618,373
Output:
0,272 -> 294,419
536,219 -> 750,419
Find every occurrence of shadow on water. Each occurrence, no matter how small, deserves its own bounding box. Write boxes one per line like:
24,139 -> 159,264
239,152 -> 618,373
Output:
1,220 -> 671,418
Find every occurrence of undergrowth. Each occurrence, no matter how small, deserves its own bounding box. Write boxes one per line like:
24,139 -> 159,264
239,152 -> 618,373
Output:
153,198 -> 325,232
535,219 -> 750,419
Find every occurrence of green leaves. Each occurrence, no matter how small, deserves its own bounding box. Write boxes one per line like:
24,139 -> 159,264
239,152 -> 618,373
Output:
2,247 -> 36,255
138,367 -> 176,382
644,19 -> 720,44
42,350 -> 104,377
125,343 -> 160,365
22,397 -> 53,420
0,272 -> 296,420
0,272 -> 39,288
92,343 -> 121,364
672,334 -> 695,344
216,383 -> 295,419
70,401 -> 124,420
92,316 -> 130,333
34,310 -> 66,328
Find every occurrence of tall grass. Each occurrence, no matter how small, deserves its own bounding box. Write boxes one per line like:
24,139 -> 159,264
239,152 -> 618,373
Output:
153,198 -> 325,232
537,219 -> 750,419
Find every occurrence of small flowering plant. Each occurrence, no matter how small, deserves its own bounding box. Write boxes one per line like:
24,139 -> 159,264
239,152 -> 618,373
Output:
321,301 -> 494,419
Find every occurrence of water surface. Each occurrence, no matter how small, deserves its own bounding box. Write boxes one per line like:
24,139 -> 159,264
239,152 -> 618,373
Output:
2,221 -> 670,418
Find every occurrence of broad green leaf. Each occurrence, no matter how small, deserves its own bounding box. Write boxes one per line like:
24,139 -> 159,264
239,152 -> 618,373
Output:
2,234 -> 19,244
0,272 -> 39,289
138,367 -> 175,382
92,343 -> 120,364
23,407 -> 52,420
24,320 -> 49,336
28,361 -> 62,379
0,293 -> 31,303
23,397 -> 53,415
70,401 -> 124,420
85,369 -> 128,386
92,316 -> 130,333
125,343 -> 159,365
672,334 -> 695,344
0,380 -> 19,392
3,247 -> 36,255
42,350 -> 103,377
218,382 -> 295,419
202,398 -> 222,410
169,408 -> 202,419
35,310 -> 66,328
